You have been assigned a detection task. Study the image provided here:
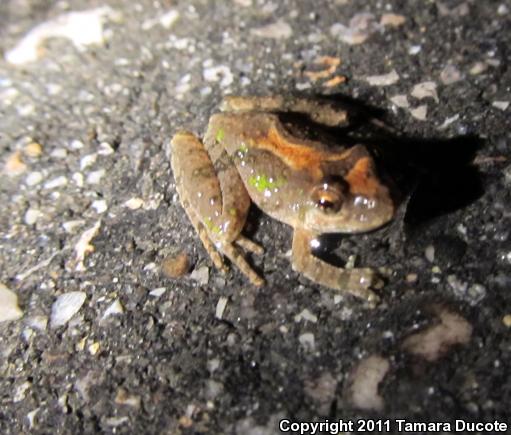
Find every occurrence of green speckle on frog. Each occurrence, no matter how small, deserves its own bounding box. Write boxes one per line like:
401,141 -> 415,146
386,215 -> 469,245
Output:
170,95 -> 395,301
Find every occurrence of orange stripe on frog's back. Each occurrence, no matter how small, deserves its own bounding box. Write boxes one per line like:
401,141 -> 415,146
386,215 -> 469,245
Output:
344,157 -> 379,197
255,126 -> 348,179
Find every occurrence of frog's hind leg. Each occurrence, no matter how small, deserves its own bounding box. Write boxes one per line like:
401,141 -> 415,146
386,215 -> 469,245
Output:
220,96 -> 349,127
171,130 -> 264,286
235,235 -> 264,255
221,242 -> 265,286
291,228 -> 379,303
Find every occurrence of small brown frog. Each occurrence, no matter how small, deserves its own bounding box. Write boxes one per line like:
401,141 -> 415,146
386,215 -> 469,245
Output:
171,96 -> 395,301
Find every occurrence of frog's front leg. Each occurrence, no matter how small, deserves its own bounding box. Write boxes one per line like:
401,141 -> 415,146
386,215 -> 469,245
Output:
171,131 -> 264,286
220,96 -> 349,127
291,228 -> 380,302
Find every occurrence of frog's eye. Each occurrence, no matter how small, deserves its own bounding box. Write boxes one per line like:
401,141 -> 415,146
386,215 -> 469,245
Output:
311,179 -> 346,213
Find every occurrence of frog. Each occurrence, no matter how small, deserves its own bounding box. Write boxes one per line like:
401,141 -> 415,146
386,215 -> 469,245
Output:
170,95 -> 396,301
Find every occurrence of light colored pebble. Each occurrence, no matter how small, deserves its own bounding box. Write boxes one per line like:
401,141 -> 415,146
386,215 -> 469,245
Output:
402,306 -> 472,361
50,148 -> 67,159
25,171 -> 44,186
73,220 -> 101,271
502,314 -> 511,327
411,81 -> 438,102
349,355 -> 389,411
380,13 -> 406,27
86,169 -> 105,184
390,94 -> 409,108
215,296 -> 228,320
50,291 -> 87,328
72,172 -> 84,187
102,299 -> 123,319
13,381 -> 31,402
43,176 -> 67,189
98,142 -> 114,155
294,308 -> 318,323
24,141 -> 43,157
80,153 -> 97,170
250,19 -> 292,39
410,105 -> 428,121
203,64 -> 233,88
62,219 -> 85,233
0,283 -> 23,322
492,101 -> 509,111
469,62 -> 487,75
440,64 -> 462,85
124,197 -> 144,210
24,208 -> 42,225
149,287 -> 167,297
4,151 -> 27,176
365,70 -> 399,86
91,199 -> 107,214
425,245 -> 435,262
190,265 -> 209,285
70,139 -> 84,149
298,332 -> 315,351
88,342 -> 100,355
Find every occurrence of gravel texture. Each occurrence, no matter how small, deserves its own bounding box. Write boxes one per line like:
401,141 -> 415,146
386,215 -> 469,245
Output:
1,0 -> 510,433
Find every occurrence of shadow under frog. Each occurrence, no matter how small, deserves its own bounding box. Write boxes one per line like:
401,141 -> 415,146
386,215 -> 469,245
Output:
170,95 -> 483,302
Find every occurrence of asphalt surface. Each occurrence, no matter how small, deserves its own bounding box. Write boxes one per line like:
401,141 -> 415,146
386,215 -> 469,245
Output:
1,0 -> 510,434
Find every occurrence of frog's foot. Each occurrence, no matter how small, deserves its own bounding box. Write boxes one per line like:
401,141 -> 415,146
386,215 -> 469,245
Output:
291,229 -> 380,303
196,223 -> 229,274
220,242 -> 265,287
220,95 -> 349,127
235,235 -> 264,255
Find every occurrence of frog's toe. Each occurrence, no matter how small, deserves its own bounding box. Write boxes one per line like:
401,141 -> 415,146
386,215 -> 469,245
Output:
222,243 -> 265,287
235,235 -> 264,255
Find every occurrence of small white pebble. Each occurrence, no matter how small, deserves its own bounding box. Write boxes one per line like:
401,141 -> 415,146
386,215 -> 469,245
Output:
498,4 -> 509,15
50,148 -> 67,159
86,169 -> 105,184
365,69 -> 399,86
24,208 -> 42,225
411,81 -> 438,102
91,199 -> 107,214
50,291 -> 86,328
299,332 -> 315,351
62,219 -> 85,233
408,45 -> 422,55
124,197 -> 144,210
469,62 -> 487,75
425,245 -> 435,262
149,287 -> 167,297
72,172 -> 84,187
0,283 -> 23,323
294,308 -> 318,323
98,142 -> 114,155
410,105 -> 428,121
492,101 -> 509,111
25,171 -> 44,186
215,296 -> 228,320
102,299 -> 124,319
44,176 -> 68,189
438,114 -> 460,130
250,19 -> 293,39
80,153 -> 97,170
390,94 -> 409,108
70,139 -> 84,149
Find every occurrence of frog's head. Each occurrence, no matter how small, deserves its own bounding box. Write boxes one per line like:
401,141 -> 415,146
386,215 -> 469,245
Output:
305,145 -> 395,233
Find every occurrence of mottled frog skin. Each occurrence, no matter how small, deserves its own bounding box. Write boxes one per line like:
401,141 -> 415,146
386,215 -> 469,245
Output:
170,96 -> 395,301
